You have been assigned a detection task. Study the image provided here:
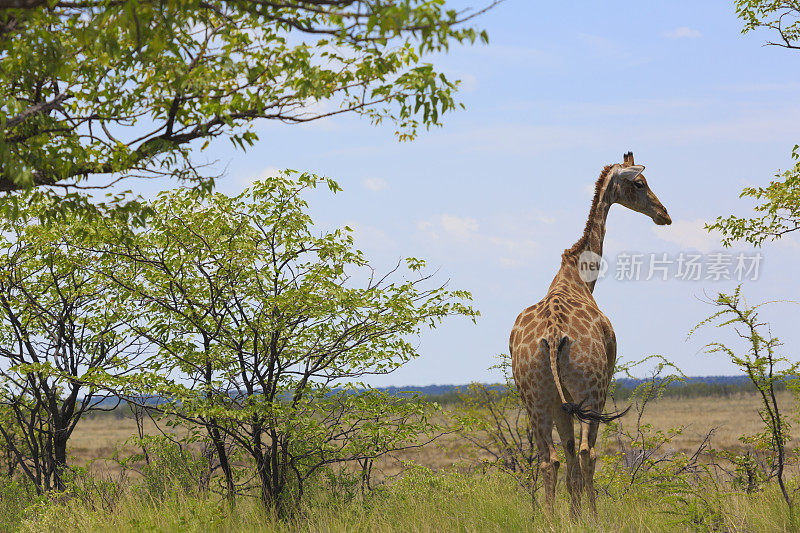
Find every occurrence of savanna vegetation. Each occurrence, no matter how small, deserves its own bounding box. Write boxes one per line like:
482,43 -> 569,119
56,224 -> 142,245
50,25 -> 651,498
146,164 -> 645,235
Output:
0,0 -> 492,214
1,0 -> 800,532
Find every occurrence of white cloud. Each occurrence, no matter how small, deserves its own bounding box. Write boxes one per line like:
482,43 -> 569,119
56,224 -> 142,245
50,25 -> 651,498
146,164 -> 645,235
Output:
344,221 -> 395,250
416,213 -> 545,269
363,177 -> 388,192
458,72 -> 479,93
240,166 -> 281,187
720,82 -> 800,93
473,44 -> 562,69
498,256 -> 523,268
415,214 -> 479,243
576,33 -> 651,68
665,27 -> 702,39
427,102 -> 800,156
776,234 -> 800,249
438,69 -> 479,93
653,218 -> 720,252
536,212 -> 557,225
490,236 -> 539,267
440,214 -> 479,242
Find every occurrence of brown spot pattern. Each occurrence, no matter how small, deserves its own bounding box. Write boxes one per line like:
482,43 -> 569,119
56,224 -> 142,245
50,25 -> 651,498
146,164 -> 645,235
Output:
508,153 -> 666,516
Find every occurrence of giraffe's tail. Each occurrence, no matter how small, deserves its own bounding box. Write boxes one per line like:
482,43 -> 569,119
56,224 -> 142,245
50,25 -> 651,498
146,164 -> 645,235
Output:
562,399 -> 631,424
540,335 -> 631,424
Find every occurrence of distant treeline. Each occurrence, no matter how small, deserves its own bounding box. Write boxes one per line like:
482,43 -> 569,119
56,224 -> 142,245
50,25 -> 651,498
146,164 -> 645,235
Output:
610,378 -> 777,401
83,376 -> 789,418
407,375 -> 790,405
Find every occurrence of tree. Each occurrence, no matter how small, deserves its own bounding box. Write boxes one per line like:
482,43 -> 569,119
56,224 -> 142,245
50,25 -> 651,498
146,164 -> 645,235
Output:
95,173 -> 477,512
0,196 -> 143,491
457,355 -> 536,477
735,0 -> 800,50
708,146 -> 800,246
0,0 -> 494,212
709,2 -> 800,245
690,287 -> 798,513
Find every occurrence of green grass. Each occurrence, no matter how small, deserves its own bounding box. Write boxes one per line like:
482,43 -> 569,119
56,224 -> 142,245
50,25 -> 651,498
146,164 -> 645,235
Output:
4,466 -> 798,533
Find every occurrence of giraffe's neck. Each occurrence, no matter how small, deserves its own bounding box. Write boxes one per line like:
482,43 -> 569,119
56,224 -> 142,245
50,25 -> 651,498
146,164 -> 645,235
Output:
576,190 -> 613,264
561,167 -> 616,293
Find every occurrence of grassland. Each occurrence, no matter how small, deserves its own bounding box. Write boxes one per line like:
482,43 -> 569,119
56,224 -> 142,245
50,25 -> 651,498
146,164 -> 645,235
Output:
5,391 -> 799,532
11,469 -> 798,533
69,391 -> 800,476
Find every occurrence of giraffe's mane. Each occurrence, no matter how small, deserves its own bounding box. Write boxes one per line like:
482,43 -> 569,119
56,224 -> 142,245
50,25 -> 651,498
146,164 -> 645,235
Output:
562,164 -> 615,259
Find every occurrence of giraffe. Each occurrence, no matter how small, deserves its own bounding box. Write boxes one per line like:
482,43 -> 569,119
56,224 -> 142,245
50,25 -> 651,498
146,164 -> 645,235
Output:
509,152 -> 671,517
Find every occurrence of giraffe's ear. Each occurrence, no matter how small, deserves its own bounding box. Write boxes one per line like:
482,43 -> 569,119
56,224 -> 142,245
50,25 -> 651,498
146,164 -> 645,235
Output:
616,164 -> 645,181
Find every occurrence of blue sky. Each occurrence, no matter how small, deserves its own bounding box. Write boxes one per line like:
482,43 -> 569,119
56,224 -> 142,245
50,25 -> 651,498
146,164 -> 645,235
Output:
188,1 -> 800,385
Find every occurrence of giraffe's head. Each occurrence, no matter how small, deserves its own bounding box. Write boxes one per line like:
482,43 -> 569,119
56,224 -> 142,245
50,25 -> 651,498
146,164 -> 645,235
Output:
611,152 -> 671,226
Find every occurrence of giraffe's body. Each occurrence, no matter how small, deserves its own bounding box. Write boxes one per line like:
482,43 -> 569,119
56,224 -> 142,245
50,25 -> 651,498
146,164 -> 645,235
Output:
510,152 -> 671,516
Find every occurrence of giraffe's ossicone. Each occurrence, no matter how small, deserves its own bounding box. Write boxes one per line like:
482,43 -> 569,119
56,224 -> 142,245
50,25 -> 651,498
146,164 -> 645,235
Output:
509,152 -> 671,517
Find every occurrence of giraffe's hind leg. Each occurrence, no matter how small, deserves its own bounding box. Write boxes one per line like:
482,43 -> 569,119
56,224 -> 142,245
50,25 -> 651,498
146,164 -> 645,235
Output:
555,409 -> 582,518
579,420 -> 600,515
531,410 -> 559,515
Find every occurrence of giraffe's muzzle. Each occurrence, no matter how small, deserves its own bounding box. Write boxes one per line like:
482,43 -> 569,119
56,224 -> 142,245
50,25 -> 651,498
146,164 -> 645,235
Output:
653,210 -> 672,225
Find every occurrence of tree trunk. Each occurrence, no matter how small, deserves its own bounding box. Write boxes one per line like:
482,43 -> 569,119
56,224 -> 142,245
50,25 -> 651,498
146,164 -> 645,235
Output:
257,452 -> 275,510
52,429 -> 68,491
208,422 -> 235,505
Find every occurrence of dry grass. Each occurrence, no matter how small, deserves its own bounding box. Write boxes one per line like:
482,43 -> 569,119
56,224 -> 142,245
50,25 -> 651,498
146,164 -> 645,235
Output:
612,391 -> 799,455
14,467 -> 799,533
7,391 -> 798,532
69,391 -> 799,478
69,415 -> 167,474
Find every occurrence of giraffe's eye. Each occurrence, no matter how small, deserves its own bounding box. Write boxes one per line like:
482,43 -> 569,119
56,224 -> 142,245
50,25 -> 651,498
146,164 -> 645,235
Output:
634,180 -> 645,189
